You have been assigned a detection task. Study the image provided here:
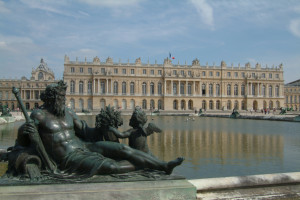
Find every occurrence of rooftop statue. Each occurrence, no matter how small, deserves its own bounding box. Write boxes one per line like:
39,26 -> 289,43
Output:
2,81 -> 183,180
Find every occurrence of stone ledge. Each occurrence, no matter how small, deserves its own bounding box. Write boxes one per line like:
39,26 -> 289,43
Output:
0,179 -> 196,200
189,172 -> 300,200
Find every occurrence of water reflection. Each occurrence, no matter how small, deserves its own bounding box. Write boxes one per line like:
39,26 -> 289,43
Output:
1,116 -> 299,179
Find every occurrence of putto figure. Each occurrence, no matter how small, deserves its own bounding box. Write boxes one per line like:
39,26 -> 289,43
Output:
4,81 -> 183,179
106,107 -> 162,154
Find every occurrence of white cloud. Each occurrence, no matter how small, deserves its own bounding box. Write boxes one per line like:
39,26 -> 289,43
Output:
189,0 -> 214,29
0,0 -> 10,13
289,19 -> 300,37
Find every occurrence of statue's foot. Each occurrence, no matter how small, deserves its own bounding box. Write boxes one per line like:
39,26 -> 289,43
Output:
165,157 -> 184,175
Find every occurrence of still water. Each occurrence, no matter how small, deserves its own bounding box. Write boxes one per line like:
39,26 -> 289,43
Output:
1,116 -> 300,179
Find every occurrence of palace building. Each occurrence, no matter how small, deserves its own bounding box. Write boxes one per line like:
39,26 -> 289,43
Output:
284,79 -> 300,111
0,59 -> 57,111
63,55 -> 285,112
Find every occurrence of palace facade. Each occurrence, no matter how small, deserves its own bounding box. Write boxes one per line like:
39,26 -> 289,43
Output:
0,59 -> 57,111
284,79 -> 300,110
63,56 -> 285,112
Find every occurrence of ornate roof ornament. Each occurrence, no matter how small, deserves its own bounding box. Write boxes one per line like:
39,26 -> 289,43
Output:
192,58 -> 200,66
93,56 -> 100,64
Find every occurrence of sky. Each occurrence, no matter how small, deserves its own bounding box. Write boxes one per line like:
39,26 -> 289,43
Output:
0,0 -> 300,83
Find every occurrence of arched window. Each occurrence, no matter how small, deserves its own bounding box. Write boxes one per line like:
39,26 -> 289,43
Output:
158,82 -> 162,95
216,84 -> 220,96
216,100 -> 220,110
101,81 -> 105,94
173,100 -> 178,110
234,84 -> 238,96
142,99 -> 147,109
88,99 -> 92,110
227,100 -> 231,110
70,81 -> 75,94
79,99 -> 84,110
130,99 -> 135,109
262,85 -> 266,96
173,83 -> 177,95
114,81 -> 118,94
209,84 -> 213,96
202,84 -> 206,95
227,84 -> 231,96
234,100 -> 238,109
88,81 -> 92,94
188,83 -> 192,95
209,100 -> 213,110
38,72 -> 44,80
113,99 -> 118,108
150,82 -> 155,95
122,82 -> 127,95
142,82 -> 147,95
70,98 -> 75,110
100,99 -> 106,109
158,100 -> 163,110
79,81 -> 84,94
202,100 -> 206,110
269,85 -> 273,97
130,82 -> 135,95
241,84 -> 245,96
181,100 -> 185,110
180,83 -> 184,95
150,99 -> 155,109
122,99 -> 127,109
188,100 -> 193,110
241,100 -> 245,110
275,85 -> 279,97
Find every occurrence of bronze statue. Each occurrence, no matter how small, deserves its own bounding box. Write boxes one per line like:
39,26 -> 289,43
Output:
4,81 -> 183,179
104,107 -> 162,154
1,105 -> 12,117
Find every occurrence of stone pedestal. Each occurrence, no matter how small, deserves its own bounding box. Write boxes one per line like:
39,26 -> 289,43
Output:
0,179 -> 196,200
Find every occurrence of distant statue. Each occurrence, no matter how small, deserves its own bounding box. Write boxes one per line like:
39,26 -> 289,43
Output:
230,109 -> 241,118
1,105 -> 12,117
279,108 -> 287,115
2,81 -> 183,180
107,107 -> 162,154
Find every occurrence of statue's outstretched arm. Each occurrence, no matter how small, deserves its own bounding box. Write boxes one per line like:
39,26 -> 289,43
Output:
108,127 -> 134,138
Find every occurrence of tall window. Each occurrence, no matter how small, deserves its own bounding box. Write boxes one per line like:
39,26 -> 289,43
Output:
252,84 -> 256,96
0,91 -> 2,100
101,82 -> 105,94
216,100 -> 220,110
70,80 -> 75,94
262,85 -> 266,96
227,84 -> 231,96
227,100 -> 231,110
130,82 -> 135,95
173,100 -> 178,110
209,84 -> 213,96
88,81 -> 92,94
173,83 -> 177,95
202,100 -> 206,110
209,100 -> 213,109
188,83 -> 192,95
216,84 -> 220,96
79,81 -> 84,94
113,81 -> 118,94
269,85 -> 273,97
180,83 -> 184,95
142,82 -> 147,95
38,72 -> 44,80
142,99 -> 147,109
158,100 -> 162,109
71,67 -> 75,73
88,99 -> 92,110
122,82 -> 127,95
157,82 -> 162,95
150,82 -> 154,95
275,85 -> 279,97
150,99 -> 155,109
234,84 -> 238,96
202,84 -> 206,95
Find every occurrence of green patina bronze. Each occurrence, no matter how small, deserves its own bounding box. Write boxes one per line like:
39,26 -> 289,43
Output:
0,81 -> 184,182
0,105 -> 12,117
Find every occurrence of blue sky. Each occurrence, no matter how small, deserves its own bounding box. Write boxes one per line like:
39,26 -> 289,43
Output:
0,0 -> 300,83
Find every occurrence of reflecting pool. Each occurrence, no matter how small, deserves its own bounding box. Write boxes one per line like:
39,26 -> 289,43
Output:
1,116 -> 300,179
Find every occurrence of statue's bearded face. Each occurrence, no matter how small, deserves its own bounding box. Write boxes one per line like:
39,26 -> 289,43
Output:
52,93 -> 65,117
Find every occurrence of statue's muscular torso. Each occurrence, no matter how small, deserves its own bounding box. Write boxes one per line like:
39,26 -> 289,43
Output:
30,108 -> 85,163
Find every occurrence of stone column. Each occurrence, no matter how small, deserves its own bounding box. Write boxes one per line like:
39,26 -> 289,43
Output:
179,80 -> 181,96
98,79 -> 100,94
93,79 -> 96,94
171,80 -> 173,96
106,79 -> 108,94
257,83 -> 260,96
164,80 -> 166,95
193,81 -> 195,96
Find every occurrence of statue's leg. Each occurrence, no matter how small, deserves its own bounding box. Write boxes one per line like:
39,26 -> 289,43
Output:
97,159 -> 136,175
88,141 -> 184,174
